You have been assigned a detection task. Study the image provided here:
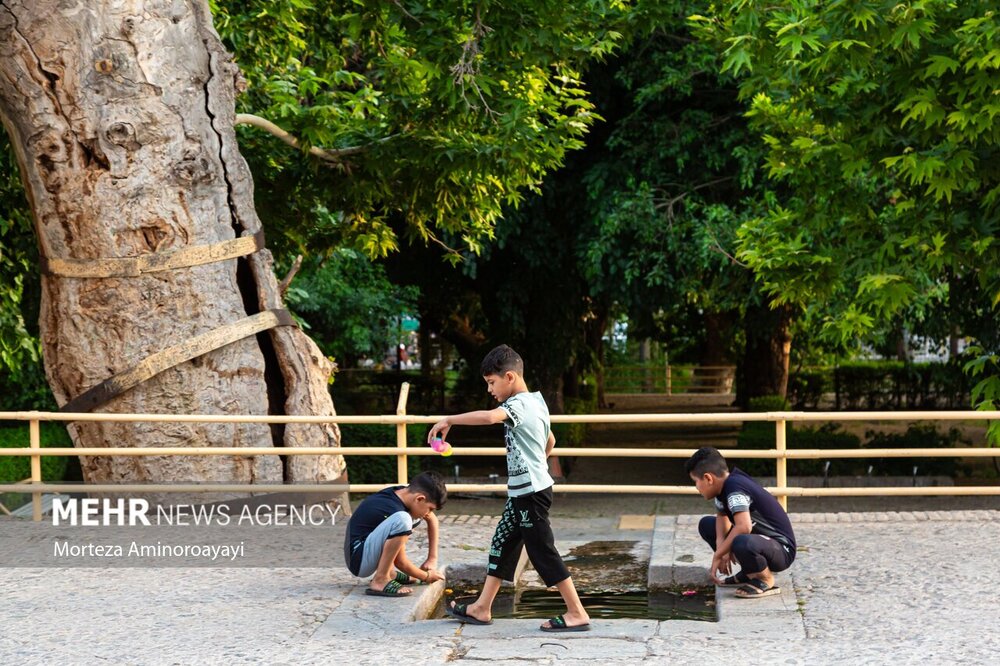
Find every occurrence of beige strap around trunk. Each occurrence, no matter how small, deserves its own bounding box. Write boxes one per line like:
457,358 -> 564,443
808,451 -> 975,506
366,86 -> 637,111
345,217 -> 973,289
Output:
59,308 -> 296,414
41,230 -> 265,278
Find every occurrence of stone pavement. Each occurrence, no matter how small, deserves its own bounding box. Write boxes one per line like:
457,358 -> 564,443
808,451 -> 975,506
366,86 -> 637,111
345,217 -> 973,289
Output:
2,510 -> 1000,665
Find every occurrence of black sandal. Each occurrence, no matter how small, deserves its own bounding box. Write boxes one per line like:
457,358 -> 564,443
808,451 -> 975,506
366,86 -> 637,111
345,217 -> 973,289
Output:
445,601 -> 493,625
393,570 -> 418,585
540,614 -> 591,632
365,579 -> 412,597
734,578 -> 781,598
718,571 -> 750,587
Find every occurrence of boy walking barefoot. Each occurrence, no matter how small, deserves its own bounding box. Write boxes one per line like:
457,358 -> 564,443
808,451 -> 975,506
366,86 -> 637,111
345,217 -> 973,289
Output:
428,345 -> 591,632
686,447 -> 796,598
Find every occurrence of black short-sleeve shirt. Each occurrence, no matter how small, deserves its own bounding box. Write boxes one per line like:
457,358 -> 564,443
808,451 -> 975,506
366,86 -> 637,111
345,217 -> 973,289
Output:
345,486 -> 419,571
714,467 -> 796,550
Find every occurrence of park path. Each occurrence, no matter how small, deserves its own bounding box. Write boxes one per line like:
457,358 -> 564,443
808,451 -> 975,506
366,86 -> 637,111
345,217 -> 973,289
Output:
2,509 -> 999,664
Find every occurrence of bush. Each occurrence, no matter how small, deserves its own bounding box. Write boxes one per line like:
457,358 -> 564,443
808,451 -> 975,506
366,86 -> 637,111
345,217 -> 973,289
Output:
862,424 -> 965,476
737,423 -> 862,477
737,395 -> 788,476
746,395 -> 790,412
0,360 -> 57,412
832,361 -> 969,410
788,425 -> 863,476
786,361 -> 971,410
737,395 -> 862,476
787,370 -> 828,409
0,423 -> 71,483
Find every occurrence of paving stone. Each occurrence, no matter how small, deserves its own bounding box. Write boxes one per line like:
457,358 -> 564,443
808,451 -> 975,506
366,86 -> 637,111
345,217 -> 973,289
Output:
460,636 -> 649,661
618,514 -> 655,530
2,510 -> 998,663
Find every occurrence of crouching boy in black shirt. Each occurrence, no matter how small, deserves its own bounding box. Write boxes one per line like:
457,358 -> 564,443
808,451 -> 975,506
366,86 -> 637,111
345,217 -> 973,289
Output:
685,446 -> 796,598
343,471 -> 447,596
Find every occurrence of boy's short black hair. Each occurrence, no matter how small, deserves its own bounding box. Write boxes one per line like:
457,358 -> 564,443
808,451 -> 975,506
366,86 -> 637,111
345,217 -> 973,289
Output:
684,446 -> 729,477
480,344 -> 524,376
408,471 -> 447,509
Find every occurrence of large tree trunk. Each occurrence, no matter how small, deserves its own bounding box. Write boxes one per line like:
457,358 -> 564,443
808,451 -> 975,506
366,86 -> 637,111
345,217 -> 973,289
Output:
738,301 -> 793,407
700,311 -> 733,366
0,1 -> 346,499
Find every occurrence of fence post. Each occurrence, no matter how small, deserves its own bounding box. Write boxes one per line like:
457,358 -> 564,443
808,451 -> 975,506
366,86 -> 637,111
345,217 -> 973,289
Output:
666,364 -> 672,396
775,417 -> 787,511
30,416 -> 42,522
396,382 -> 411,485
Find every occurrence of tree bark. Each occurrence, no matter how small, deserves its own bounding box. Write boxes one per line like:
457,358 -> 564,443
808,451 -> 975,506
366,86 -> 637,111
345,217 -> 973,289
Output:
0,0 -> 346,499
738,301 -> 793,406
700,311 -> 733,366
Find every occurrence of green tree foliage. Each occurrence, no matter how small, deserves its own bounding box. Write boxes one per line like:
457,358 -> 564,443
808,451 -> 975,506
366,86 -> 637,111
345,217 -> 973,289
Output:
692,0 -> 1000,432
387,3 -> 790,404
211,0 -> 627,258
0,1 -> 629,387
577,16 -> 765,359
692,1 -> 1000,346
0,141 -> 40,379
965,346 -> 1000,443
566,3 -> 811,403
284,250 -> 418,366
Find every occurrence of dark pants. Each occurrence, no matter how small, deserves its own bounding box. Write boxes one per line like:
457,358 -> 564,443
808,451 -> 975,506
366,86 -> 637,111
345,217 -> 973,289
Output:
488,487 -> 570,587
698,516 -> 794,575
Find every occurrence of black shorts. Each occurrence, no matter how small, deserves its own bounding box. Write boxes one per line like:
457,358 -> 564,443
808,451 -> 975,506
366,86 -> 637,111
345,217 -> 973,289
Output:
488,487 -> 570,587
698,515 -> 795,574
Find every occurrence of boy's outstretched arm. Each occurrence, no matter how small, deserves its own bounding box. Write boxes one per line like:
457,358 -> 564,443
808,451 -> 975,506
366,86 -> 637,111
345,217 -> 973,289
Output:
420,511 -> 440,572
427,408 -> 508,443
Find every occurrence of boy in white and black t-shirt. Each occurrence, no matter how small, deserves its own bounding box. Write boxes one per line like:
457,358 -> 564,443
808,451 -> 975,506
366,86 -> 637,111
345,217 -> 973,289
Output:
428,344 -> 591,632
686,446 -> 796,598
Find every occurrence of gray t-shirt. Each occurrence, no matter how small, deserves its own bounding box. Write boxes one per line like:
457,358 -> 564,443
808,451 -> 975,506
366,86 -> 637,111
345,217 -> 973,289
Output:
499,391 -> 554,497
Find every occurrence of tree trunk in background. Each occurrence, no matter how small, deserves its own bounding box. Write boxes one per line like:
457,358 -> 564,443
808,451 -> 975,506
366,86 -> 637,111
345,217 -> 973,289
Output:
738,302 -> 793,406
895,326 -> 909,362
638,338 -> 652,392
0,1 -> 345,499
638,338 -> 651,363
581,305 -> 608,408
701,312 -> 733,366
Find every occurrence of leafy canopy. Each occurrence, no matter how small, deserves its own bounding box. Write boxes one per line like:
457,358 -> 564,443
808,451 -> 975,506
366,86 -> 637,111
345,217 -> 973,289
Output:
692,0 -> 1000,431
211,0 -> 629,259
0,2 -> 630,379
691,1 -> 1000,341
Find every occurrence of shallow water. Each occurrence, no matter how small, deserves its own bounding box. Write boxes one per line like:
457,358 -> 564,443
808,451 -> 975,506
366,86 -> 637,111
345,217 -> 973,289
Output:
559,539 -> 648,592
432,586 -> 716,622
432,538 -> 714,621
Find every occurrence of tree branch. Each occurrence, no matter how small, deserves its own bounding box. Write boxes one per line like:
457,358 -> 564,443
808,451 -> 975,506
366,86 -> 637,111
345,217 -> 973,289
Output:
234,113 -> 396,162
278,254 -> 303,297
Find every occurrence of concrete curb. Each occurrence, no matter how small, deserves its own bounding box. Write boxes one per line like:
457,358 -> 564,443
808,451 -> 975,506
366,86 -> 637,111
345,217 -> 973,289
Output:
648,515 -> 712,589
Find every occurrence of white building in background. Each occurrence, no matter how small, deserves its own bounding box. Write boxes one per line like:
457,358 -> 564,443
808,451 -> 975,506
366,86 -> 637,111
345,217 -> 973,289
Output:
860,330 -> 969,364
909,335 -> 969,363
